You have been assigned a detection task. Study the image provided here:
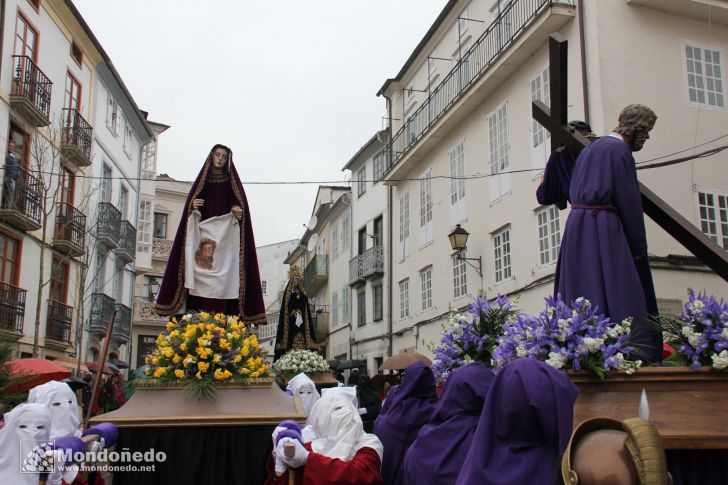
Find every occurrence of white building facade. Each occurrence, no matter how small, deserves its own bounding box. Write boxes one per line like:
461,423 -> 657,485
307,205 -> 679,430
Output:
376,0 -> 728,356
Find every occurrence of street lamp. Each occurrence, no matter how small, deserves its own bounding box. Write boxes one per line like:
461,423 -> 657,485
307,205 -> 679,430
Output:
448,224 -> 482,277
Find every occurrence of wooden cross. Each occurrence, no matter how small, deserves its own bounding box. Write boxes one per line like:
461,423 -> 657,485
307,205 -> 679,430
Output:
532,33 -> 728,282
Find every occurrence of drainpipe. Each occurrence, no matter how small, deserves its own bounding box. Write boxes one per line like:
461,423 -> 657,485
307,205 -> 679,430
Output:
384,93 -> 394,358
577,0 -> 590,124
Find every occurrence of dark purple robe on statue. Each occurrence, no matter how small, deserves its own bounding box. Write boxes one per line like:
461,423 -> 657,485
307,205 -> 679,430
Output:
455,359 -> 578,485
403,364 -> 495,485
154,144 -> 266,325
555,136 -> 661,362
536,148 -> 578,210
373,362 -> 437,485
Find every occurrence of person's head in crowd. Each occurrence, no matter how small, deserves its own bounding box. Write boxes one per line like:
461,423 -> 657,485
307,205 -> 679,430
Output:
0,403 -> 52,485
374,361 -> 438,485
307,393 -> 383,462
287,372 -> 320,414
562,417 -> 670,485
404,363 -> 496,485
456,358 -> 579,485
28,380 -> 80,439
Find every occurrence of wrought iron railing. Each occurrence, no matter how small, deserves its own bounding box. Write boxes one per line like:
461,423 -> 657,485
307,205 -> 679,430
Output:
0,282 -> 26,333
89,293 -> 115,334
348,255 -> 364,285
61,108 -> 93,160
361,245 -> 384,278
54,203 -> 86,249
384,0 -> 570,174
304,254 -> 328,286
118,221 -> 137,257
113,303 -> 131,342
46,300 -> 72,344
11,55 -> 52,120
97,202 -> 121,244
1,167 -> 43,224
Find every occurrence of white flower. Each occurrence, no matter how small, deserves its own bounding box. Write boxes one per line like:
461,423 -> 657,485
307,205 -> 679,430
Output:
721,328 -> 728,340
711,350 -> 728,370
546,307 -> 556,319
582,337 -> 604,353
694,300 -> 705,311
546,352 -> 565,369
557,319 -> 570,333
623,359 -> 642,375
606,325 -> 624,339
182,314 -> 192,322
516,345 -> 528,358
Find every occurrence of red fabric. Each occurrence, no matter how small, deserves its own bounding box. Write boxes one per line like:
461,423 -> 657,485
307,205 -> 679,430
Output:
265,443 -> 383,485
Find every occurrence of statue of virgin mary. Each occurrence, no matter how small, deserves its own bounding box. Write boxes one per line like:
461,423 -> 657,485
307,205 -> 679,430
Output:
154,144 -> 266,325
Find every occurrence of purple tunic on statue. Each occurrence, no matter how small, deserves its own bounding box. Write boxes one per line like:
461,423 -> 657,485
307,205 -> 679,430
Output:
536,148 -> 578,210
455,359 -> 578,485
373,361 -> 437,485
403,364 -> 495,485
555,136 -> 661,362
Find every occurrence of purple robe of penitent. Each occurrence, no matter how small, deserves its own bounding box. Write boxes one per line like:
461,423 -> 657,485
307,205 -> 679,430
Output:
402,363 -> 495,485
455,359 -> 579,485
555,136 -> 661,362
373,361 -> 437,485
154,144 -> 266,325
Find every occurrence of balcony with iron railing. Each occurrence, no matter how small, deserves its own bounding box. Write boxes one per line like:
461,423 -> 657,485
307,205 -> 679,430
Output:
348,254 -> 365,287
61,108 -> 93,167
314,307 -> 330,339
89,293 -> 115,336
0,167 -> 43,231
45,300 -> 73,349
304,254 -> 328,294
383,0 -> 575,182
0,282 -> 26,335
10,55 -> 52,127
52,203 -> 86,257
96,202 -> 121,249
112,303 -> 131,343
361,245 -> 384,280
116,221 -> 136,263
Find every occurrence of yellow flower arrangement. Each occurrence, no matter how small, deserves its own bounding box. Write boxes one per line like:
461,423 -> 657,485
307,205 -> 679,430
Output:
143,311 -> 271,395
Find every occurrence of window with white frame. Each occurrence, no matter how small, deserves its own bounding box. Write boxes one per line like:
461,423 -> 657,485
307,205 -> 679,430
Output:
537,206 -> 561,265
399,278 -> 410,319
488,101 -> 511,202
342,216 -> 350,249
419,168 -> 433,246
331,291 -> 338,327
696,188 -> 728,249
405,116 -> 417,146
142,139 -> 157,175
399,191 -> 410,260
106,95 -> 119,135
357,289 -> 366,327
137,198 -> 152,254
373,284 -> 383,322
123,120 -> 133,158
101,164 -> 112,203
332,226 -> 339,259
357,166 -> 367,197
530,66 -> 550,170
449,141 -> 466,224
452,252 -> 467,298
684,43 -> 725,108
493,226 -> 512,283
342,286 -> 351,322
373,151 -> 385,183
420,266 -> 432,311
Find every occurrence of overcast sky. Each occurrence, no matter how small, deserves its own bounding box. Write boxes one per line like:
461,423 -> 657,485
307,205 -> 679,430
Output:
72,0 -> 448,247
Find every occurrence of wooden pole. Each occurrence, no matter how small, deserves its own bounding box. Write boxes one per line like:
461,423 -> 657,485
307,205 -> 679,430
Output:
84,308 -> 117,427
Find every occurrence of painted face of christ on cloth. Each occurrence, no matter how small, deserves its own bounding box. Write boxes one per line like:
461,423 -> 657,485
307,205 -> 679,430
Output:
194,238 -> 217,270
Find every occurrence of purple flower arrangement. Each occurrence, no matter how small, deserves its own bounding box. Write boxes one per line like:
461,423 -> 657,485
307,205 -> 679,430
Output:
430,295 -> 516,380
491,294 -> 641,379
660,289 -> 728,371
